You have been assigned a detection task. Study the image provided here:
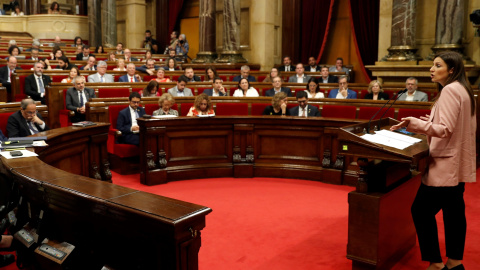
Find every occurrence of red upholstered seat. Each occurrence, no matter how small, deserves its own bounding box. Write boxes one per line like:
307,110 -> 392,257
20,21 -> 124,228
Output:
107,105 -> 139,158
15,74 -> 29,101
19,65 -> 34,70
383,90 -> 396,99
172,75 -> 180,81
144,103 -> 159,115
197,87 -> 210,95
143,75 -> 156,81
179,103 -> 193,116
321,105 -> 356,119
257,75 -> 266,82
251,103 -> 271,116
114,75 -> 122,82
397,108 -> 431,120
215,103 -> 248,116
51,75 -> 66,83
287,103 -> 296,111
59,89 -> 72,127
359,90 -> 368,99
358,106 -> 394,120
219,75 -> 228,82
0,112 -> 14,137
97,88 -> 131,98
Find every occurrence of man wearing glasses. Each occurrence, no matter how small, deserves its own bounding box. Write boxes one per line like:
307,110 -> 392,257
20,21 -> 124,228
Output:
116,92 -> 145,146
66,76 -> 96,123
7,98 -> 50,138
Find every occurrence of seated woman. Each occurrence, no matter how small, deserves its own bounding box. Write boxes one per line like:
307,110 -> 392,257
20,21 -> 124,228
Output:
364,80 -> 389,100
10,5 -> 23,16
304,77 -> 324,98
74,36 -> 83,46
108,51 -> 117,62
187,93 -> 215,116
113,58 -> 126,71
95,45 -> 105,54
55,55 -> 75,70
263,67 -> 282,83
48,1 -> 62,14
232,78 -> 259,97
263,92 -> 290,116
142,81 -> 159,97
50,47 -> 63,60
61,67 -> 81,83
37,58 -> 52,70
152,68 -> 171,83
153,93 -> 178,116
7,45 -> 20,59
143,50 -> 152,62
166,57 -> 180,71
204,66 -> 219,82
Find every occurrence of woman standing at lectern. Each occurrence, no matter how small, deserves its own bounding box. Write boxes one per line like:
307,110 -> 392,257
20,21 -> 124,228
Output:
391,51 -> 476,270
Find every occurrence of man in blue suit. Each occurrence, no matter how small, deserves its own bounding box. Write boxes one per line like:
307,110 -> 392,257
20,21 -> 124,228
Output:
203,77 -> 227,96
116,92 -> 145,146
232,65 -> 256,82
289,91 -> 320,117
327,75 -> 357,99
118,63 -> 142,82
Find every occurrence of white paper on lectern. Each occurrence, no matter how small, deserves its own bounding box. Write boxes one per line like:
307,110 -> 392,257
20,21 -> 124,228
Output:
375,130 -> 422,144
0,150 -> 39,159
361,133 -> 413,150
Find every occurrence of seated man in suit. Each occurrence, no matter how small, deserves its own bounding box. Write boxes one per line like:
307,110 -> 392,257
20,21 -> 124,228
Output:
278,56 -> 293,72
232,65 -> 256,82
265,76 -> 292,97
24,40 -> 43,52
397,77 -> 428,102
0,56 -> 21,97
184,67 -> 201,82
24,62 -> 52,105
124,49 -> 139,62
167,75 -> 193,97
305,56 -> 321,72
318,66 -> 338,83
66,76 -> 96,122
136,59 -> 160,75
29,48 -> 40,61
119,63 -> 142,82
76,44 -> 94,61
80,55 -> 97,71
329,57 -> 350,80
288,63 -> 311,83
327,75 -> 357,99
7,98 -> 50,137
116,92 -> 146,146
87,61 -> 113,83
289,91 -> 320,117
116,42 -> 124,55
204,77 -> 227,96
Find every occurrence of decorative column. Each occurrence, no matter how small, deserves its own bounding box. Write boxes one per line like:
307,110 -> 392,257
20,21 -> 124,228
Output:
381,0 -> 421,61
88,0 -> 102,46
215,0 -> 247,63
426,0 -> 466,60
192,0 -> 217,63
102,0 -> 117,48
29,0 -> 42,15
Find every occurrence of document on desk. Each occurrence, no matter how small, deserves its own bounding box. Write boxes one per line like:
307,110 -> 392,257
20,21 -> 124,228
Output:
0,150 -> 39,159
361,130 -> 421,150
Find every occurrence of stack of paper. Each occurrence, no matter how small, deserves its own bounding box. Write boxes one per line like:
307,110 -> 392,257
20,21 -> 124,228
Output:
361,130 -> 421,150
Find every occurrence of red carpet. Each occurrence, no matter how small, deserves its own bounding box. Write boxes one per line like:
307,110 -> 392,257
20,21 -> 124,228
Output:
3,172 -> 480,269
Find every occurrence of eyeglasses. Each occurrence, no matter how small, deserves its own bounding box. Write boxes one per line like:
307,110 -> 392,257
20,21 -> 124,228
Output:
131,101 -> 140,104
24,110 -> 37,115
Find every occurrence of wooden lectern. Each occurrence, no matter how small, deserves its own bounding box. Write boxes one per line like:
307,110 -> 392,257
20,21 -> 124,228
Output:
337,118 -> 429,270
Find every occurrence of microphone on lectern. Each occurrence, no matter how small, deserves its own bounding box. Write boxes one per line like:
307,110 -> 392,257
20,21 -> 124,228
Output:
366,89 -> 408,134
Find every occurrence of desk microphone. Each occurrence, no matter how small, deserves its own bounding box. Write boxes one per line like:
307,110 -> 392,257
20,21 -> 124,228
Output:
366,89 -> 407,133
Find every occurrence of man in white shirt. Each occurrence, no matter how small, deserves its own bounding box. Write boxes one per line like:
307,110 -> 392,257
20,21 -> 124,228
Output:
203,77 -> 227,96
397,77 -> 428,102
24,62 -> 52,104
278,56 -> 293,72
319,66 -> 338,83
289,91 -> 320,117
118,63 -> 141,82
80,55 -> 97,71
87,61 -> 114,83
288,63 -> 311,83
327,75 -> 357,99
305,56 -> 320,72
116,43 -> 124,55
29,48 -> 39,61
116,92 -> 146,146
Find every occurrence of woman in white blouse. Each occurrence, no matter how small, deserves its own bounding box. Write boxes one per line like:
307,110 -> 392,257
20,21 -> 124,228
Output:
304,78 -> 324,98
113,58 -> 126,71
233,78 -> 259,97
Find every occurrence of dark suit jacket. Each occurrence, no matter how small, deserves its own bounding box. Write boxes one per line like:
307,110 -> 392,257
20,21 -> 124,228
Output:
0,66 -> 22,90
136,64 -> 160,74
203,88 -> 226,96
7,110 -> 50,138
278,65 -> 294,72
232,75 -> 256,82
79,65 -> 97,71
305,65 -> 321,72
0,129 -> 6,141
264,87 -> 293,97
65,87 -> 96,122
118,74 -> 140,82
364,92 -> 389,100
186,75 -> 201,82
125,57 -> 139,62
76,53 -> 95,61
116,106 -> 146,145
24,74 -> 52,104
318,76 -> 338,83
289,104 -> 320,117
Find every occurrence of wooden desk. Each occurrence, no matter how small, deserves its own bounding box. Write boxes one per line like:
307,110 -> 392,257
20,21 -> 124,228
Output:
0,125 -> 212,269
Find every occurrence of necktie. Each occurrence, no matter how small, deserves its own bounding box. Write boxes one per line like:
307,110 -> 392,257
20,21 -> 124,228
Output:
302,108 -> 306,117
101,76 -> 104,82
135,110 -> 139,118
8,69 -> 12,82
28,122 -> 38,134
37,77 -> 45,93
130,77 -> 133,82
287,66 -> 289,72
79,91 -> 84,107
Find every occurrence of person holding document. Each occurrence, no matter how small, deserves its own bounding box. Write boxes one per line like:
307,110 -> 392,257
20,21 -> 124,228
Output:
391,51 -> 476,270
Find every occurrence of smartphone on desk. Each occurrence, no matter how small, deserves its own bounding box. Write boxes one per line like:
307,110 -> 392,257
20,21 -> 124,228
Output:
10,151 -> 23,157
394,127 -> 416,136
